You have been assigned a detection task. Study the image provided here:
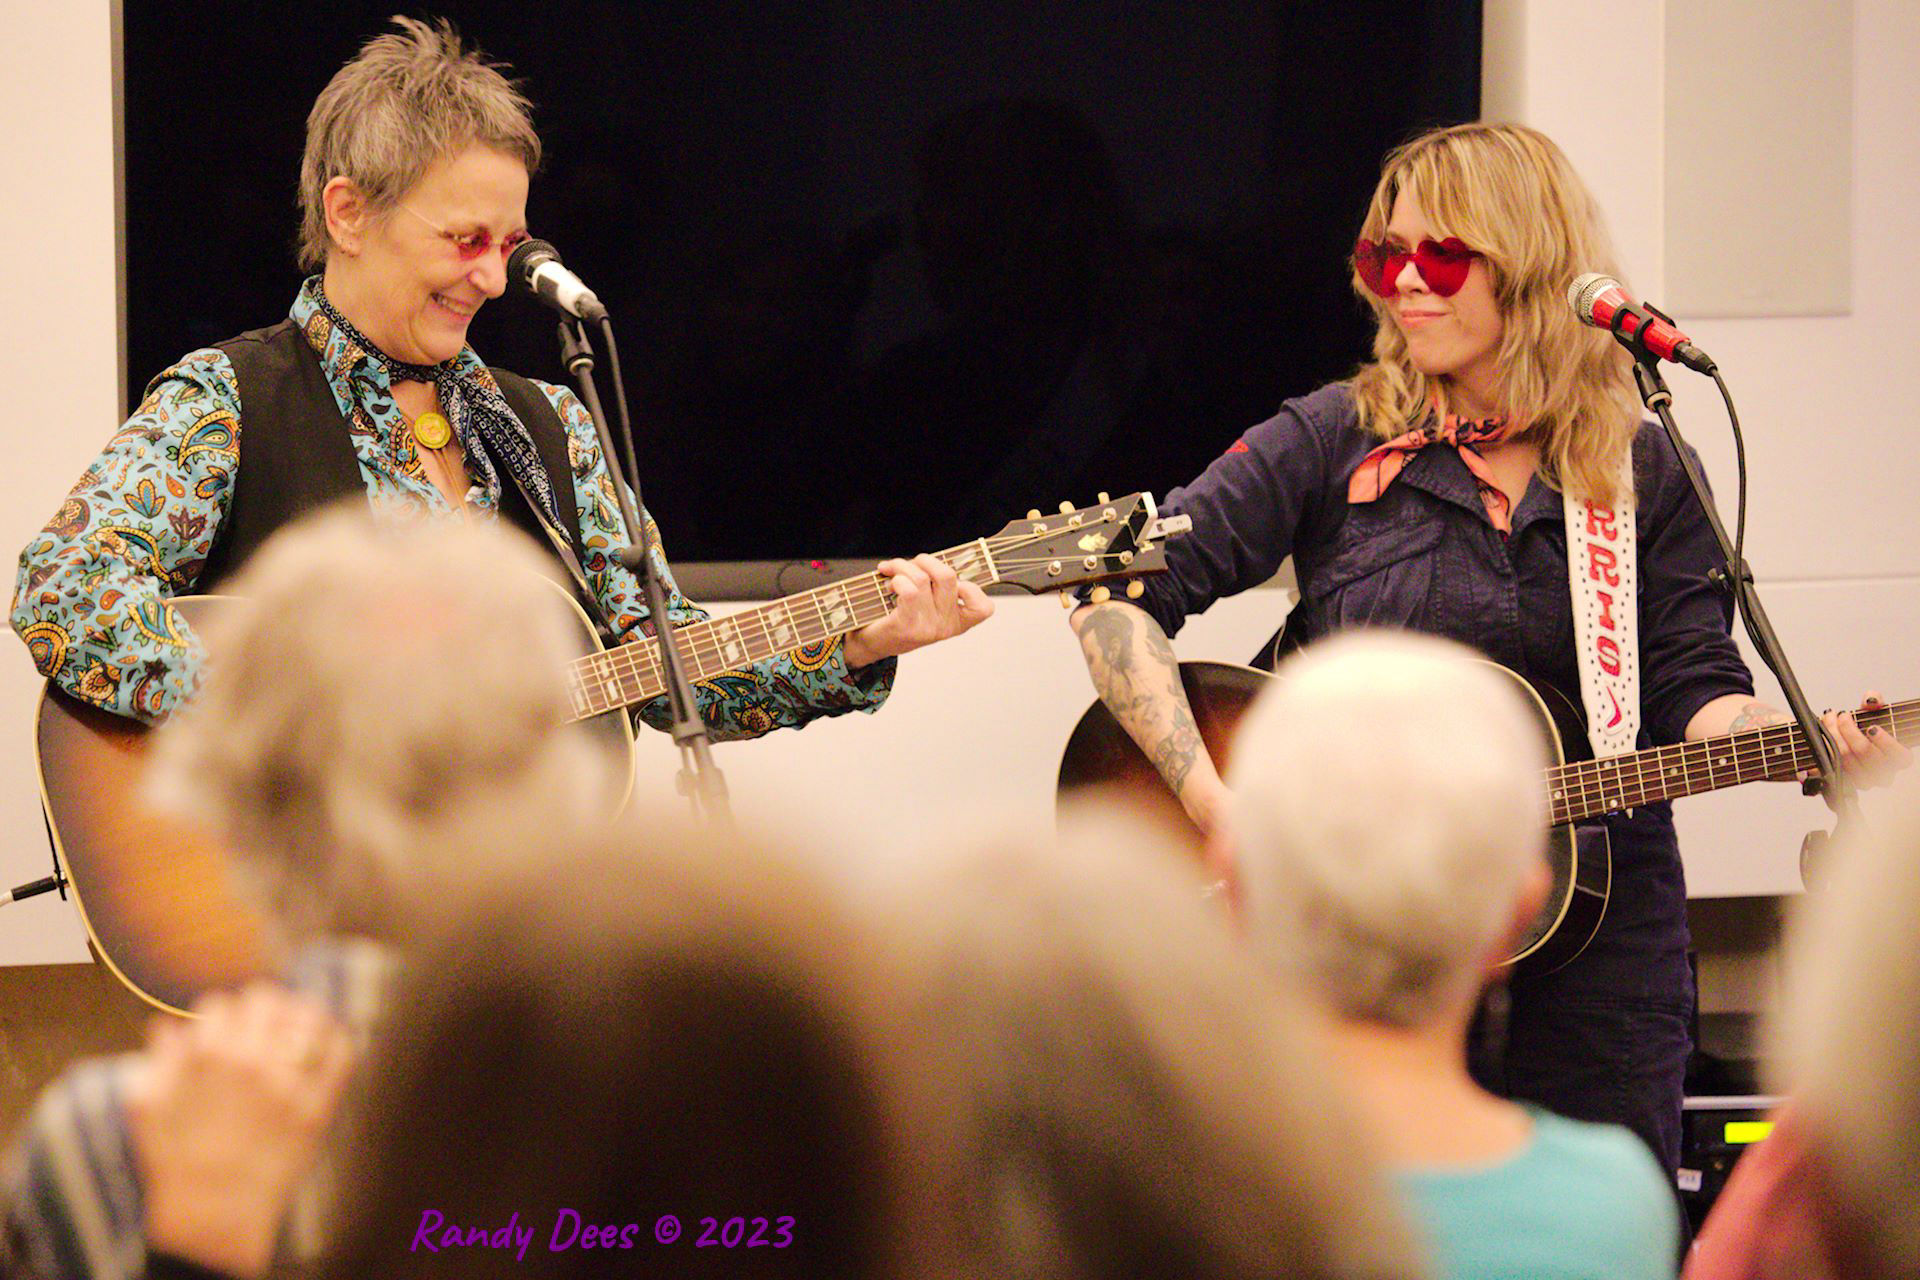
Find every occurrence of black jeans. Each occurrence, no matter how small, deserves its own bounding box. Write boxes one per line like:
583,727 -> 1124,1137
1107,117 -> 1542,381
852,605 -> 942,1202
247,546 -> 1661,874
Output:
1470,943 -> 1695,1172
1476,986 -> 1693,1171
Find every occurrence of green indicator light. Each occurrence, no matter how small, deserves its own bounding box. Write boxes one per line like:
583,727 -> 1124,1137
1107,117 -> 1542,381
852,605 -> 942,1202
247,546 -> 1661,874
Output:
1724,1121 -> 1774,1145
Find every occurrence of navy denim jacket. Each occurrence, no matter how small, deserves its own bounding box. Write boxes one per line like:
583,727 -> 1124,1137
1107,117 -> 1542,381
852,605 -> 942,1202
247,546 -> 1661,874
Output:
1137,383 -> 1755,994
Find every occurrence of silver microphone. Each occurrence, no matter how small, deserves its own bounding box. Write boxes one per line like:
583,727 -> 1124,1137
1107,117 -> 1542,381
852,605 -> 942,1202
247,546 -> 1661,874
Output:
508,238 -> 608,322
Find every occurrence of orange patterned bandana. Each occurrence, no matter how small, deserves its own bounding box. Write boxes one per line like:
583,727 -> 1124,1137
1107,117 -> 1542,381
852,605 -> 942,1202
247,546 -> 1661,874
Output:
1348,413 -> 1513,533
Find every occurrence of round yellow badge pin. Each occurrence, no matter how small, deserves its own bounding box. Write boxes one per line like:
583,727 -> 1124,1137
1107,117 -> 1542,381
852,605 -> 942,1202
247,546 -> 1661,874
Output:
412,411 -> 453,450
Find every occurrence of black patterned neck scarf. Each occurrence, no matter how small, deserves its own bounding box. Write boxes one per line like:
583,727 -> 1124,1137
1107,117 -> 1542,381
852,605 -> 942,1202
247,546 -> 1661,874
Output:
313,288 -> 564,532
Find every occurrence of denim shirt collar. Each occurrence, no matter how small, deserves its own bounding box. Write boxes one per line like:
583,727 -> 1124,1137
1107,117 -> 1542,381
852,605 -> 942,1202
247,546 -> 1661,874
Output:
1388,438 -> 1567,536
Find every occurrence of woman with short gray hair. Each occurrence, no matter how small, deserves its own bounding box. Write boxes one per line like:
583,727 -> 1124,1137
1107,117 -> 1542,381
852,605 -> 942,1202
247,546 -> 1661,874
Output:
13,15 -> 984,746
1225,630 -> 1681,1280
295,16 -> 542,273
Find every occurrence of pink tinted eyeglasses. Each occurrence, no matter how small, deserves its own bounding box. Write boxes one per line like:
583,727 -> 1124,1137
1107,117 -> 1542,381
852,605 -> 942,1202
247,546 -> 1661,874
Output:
400,203 -> 531,261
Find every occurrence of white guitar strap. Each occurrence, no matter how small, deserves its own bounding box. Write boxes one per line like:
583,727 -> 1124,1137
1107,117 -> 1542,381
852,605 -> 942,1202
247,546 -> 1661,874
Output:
1566,461 -> 1640,759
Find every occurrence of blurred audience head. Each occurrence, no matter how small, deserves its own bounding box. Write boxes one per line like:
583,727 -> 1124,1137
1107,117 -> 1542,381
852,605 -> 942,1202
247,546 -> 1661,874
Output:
321,811 -> 953,1280
898,804 -> 1424,1280
149,505 -> 615,944
1772,780 -> 1920,1278
1225,630 -> 1550,1029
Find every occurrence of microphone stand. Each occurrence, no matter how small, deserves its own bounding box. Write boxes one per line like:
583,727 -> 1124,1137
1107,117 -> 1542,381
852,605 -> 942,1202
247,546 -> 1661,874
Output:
557,318 -> 731,826
1609,310 -> 1860,880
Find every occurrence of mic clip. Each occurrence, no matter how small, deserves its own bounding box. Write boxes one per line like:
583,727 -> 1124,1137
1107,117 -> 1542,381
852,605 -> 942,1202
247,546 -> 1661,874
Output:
1706,561 -> 1756,596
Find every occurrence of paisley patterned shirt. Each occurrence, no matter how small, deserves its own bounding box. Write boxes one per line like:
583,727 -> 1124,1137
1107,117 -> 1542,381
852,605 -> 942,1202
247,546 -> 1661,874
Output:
11,279 -> 894,734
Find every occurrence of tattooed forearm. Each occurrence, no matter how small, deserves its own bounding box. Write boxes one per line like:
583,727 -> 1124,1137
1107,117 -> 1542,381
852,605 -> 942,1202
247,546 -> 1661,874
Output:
1081,604 -> 1141,686
1151,717 -> 1204,792
1075,602 -> 1212,802
1727,701 -> 1789,734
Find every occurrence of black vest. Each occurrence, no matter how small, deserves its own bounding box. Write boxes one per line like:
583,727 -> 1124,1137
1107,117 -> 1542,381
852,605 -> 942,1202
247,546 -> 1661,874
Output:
196,319 -> 585,592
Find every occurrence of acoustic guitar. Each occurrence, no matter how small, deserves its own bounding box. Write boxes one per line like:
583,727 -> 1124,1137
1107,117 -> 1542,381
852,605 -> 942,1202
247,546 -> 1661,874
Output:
39,493 -> 1190,1014
1059,660 -> 1917,975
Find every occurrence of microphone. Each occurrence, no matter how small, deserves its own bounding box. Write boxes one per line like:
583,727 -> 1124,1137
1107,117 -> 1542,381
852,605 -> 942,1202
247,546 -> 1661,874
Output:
1567,273 -> 1715,374
508,238 -> 608,321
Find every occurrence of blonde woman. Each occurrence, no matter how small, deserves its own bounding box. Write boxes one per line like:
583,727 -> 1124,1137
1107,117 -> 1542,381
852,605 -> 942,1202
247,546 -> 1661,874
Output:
1071,122 -> 1905,1169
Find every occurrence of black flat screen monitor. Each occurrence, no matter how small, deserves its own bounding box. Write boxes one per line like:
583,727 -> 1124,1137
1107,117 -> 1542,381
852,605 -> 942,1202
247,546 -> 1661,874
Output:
124,0 -> 1481,564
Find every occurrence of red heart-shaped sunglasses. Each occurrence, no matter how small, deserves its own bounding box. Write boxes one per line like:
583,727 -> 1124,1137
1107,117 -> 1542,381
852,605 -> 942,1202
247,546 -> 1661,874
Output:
1353,236 -> 1481,298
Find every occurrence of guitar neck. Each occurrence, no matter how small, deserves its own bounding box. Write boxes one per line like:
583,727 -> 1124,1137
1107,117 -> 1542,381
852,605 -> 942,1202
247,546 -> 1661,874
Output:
1549,698 -> 1920,825
562,540 -> 998,721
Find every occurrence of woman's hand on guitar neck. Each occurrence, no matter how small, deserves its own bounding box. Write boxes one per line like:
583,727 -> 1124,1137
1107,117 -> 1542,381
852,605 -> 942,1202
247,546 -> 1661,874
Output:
1688,691 -> 1913,789
1821,692 -> 1912,788
1070,599 -> 1230,835
844,553 -> 994,668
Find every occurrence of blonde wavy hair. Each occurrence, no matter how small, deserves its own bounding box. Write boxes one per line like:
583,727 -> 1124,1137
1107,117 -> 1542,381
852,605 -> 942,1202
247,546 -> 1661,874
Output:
1349,122 -> 1642,506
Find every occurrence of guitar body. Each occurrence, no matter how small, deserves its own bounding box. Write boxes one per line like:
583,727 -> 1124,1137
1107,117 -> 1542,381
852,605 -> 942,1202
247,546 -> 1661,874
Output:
1057,660 -> 1610,977
35,591 -> 635,1015
33,492 -> 1187,1013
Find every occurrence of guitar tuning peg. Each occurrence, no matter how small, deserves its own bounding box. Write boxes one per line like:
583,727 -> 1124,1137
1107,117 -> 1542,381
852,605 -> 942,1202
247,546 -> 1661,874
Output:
1097,491 -> 1110,504
1089,585 -> 1112,604
1059,500 -> 1076,514
1027,509 -> 1042,520
1126,580 -> 1145,599
1059,590 -> 1078,609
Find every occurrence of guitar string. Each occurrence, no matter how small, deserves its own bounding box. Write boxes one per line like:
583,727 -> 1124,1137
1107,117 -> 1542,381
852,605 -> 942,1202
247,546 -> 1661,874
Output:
1547,704 -> 1920,822
1551,712 -> 1918,821
572,536 -> 1022,708
577,539 -> 1029,708
1550,703 -> 1920,812
563,508 -> 1918,806
1555,701 -> 1919,792
570,560 -> 1920,795
566,517 -> 1152,716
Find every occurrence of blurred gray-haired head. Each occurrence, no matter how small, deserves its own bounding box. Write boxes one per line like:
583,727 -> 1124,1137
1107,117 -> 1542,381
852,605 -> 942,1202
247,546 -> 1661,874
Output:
1227,629 -> 1550,1027
896,804 -> 1424,1280
1772,779 -> 1920,1278
148,505 -> 614,943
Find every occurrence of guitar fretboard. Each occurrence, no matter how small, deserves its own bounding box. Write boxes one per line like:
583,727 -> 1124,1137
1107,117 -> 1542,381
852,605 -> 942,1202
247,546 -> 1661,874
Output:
1548,699 -> 1919,825
564,542 -> 1002,721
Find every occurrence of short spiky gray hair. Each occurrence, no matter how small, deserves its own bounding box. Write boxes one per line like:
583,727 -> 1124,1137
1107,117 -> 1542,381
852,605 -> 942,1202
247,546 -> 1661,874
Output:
297,15 -> 541,270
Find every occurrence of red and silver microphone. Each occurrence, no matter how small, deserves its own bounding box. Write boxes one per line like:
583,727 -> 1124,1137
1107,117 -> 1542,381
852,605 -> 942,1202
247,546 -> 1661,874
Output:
1568,273 -> 1716,374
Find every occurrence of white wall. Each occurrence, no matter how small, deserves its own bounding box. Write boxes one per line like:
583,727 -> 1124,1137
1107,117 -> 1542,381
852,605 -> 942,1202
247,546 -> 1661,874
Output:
4,1 -> 1916,967
1485,0 -> 1920,896
0,4 -> 121,962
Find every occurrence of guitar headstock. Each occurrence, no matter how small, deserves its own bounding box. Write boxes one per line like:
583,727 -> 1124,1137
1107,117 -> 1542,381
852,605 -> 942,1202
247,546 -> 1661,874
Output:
983,493 -> 1191,596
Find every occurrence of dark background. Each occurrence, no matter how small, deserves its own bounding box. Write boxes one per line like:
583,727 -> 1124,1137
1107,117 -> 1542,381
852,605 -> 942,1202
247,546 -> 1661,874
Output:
124,1 -> 1480,562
